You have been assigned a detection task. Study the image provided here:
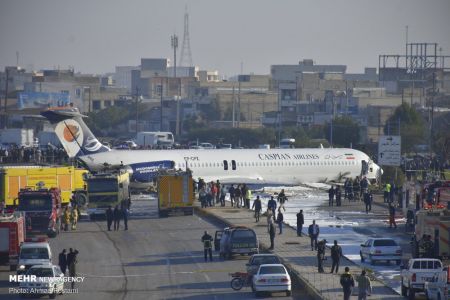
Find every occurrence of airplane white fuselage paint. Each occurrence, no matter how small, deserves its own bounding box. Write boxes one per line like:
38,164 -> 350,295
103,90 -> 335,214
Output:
79,147 -> 379,185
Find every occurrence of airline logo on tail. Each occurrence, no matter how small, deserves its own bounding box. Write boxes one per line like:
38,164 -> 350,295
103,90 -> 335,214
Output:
55,119 -> 84,157
43,107 -> 110,158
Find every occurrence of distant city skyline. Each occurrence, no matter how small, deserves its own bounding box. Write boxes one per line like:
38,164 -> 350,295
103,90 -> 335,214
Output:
0,0 -> 449,77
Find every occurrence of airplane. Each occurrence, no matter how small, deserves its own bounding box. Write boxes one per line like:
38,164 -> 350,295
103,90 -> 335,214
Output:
41,107 -> 383,186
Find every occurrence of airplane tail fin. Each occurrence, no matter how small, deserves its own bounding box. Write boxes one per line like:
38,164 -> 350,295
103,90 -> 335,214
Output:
41,107 -> 110,158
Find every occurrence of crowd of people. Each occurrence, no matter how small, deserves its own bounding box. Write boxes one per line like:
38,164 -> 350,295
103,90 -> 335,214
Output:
0,144 -> 69,165
197,180 -> 376,299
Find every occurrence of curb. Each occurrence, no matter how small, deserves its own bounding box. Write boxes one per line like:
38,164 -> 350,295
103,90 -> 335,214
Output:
195,206 -> 325,300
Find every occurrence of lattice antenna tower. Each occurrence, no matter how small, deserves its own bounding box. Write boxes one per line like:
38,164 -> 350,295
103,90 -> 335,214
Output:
179,5 -> 193,67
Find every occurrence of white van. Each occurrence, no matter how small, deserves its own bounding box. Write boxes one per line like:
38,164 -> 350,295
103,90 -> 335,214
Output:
136,132 -> 174,147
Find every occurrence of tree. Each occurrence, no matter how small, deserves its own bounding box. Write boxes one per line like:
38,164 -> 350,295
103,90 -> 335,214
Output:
324,116 -> 360,147
384,103 -> 426,153
432,112 -> 450,161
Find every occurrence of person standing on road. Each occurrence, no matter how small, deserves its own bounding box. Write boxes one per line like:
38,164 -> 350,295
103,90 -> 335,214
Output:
234,185 -> 242,208
229,185 -> 235,207
220,184 -> 227,207
216,180 -> 221,205
266,208 -> 273,233
252,196 -> 262,222
113,205 -> 121,231
70,206 -> 78,230
268,196 -> 277,216
317,239 -> 326,273
199,187 -> 207,208
328,185 -> 335,206
277,189 -> 287,210
268,219 -> 276,250
388,203 -> 397,228
122,202 -> 129,230
245,185 -> 252,209
296,209 -> 304,236
276,208 -> 284,234
330,240 -> 343,274
58,249 -> 67,275
356,270 -> 372,300
63,207 -> 70,231
201,231 -> 213,262
106,206 -> 113,231
68,250 -> 79,289
335,186 -> 342,206
308,220 -> 320,251
363,191 -> 371,214
383,183 -> 391,203
340,267 -> 355,300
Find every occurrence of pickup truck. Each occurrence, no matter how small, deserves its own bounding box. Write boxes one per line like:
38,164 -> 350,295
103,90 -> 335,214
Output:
424,268 -> 450,300
401,258 -> 444,299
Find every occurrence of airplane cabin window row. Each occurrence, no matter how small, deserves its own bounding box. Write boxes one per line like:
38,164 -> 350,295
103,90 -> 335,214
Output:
176,160 -> 358,169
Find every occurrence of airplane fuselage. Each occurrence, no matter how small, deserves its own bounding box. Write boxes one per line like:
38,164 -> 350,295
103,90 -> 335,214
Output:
79,147 -> 380,185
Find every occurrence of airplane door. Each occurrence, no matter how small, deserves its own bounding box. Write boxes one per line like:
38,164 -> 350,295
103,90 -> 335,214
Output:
361,160 -> 368,176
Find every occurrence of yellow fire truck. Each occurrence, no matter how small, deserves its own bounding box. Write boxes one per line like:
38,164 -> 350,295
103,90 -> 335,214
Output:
0,166 -> 87,207
157,170 -> 194,217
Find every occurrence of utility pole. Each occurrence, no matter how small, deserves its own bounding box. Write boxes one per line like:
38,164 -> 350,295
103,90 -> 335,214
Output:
135,86 -> 140,136
171,34 -> 179,135
232,86 -> 235,127
237,79 -> 241,128
160,77 -> 163,131
3,68 -> 9,128
330,93 -> 334,147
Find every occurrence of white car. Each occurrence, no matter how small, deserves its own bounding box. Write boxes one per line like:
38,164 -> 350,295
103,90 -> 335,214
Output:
360,238 -> 402,265
19,264 -> 64,298
199,142 -> 215,149
252,264 -> 291,296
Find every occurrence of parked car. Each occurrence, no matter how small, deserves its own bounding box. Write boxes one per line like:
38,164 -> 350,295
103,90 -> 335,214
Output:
246,254 -> 282,275
216,226 -> 258,259
19,264 -> 64,298
360,238 -> 402,265
252,264 -> 291,296
401,258 -> 444,298
199,142 -> 215,149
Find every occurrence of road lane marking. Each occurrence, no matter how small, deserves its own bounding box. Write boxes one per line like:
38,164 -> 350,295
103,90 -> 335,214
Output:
77,269 -> 238,278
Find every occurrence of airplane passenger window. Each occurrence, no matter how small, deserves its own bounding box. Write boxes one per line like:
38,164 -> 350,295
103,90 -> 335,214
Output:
231,160 -> 236,170
223,160 -> 228,170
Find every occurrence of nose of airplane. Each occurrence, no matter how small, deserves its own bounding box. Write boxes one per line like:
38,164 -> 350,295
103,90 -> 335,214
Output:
375,163 -> 384,177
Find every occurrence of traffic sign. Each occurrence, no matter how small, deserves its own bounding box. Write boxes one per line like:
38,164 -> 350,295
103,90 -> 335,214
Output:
378,135 -> 401,166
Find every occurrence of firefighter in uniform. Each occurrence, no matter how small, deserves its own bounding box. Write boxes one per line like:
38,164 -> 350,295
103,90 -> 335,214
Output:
201,231 -> 214,262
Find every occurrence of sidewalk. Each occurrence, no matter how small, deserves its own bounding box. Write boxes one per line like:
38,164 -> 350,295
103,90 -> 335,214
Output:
197,197 -> 403,300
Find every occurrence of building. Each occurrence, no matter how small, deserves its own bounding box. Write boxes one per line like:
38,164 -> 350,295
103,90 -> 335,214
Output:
113,66 -> 139,93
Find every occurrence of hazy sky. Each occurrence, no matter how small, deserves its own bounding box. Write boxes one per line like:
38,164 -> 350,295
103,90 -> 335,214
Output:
1,0 -> 449,77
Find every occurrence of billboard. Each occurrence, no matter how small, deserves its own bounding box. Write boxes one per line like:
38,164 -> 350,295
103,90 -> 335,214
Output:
378,135 -> 401,166
18,92 -> 70,109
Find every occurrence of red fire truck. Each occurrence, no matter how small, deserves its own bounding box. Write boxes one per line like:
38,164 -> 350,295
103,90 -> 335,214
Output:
16,187 -> 62,237
0,213 -> 25,271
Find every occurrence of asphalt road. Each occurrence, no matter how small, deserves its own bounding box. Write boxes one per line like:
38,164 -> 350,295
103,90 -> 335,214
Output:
0,195 -> 309,300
